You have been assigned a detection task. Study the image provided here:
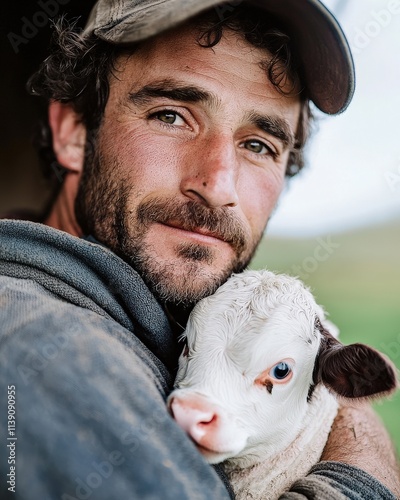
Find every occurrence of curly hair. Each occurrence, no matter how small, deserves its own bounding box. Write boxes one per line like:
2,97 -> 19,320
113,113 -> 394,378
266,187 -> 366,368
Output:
28,6 -> 313,195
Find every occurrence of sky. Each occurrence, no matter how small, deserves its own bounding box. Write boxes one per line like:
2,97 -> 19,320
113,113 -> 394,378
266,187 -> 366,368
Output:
268,0 -> 400,236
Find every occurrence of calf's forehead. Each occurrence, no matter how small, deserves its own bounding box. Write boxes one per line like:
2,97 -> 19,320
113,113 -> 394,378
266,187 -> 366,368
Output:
186,271 -> 322,347
220,307 -> 320,372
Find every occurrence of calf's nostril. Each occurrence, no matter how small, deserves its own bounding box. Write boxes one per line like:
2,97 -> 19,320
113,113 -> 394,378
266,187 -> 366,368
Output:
199,413 -> 217,426
170,398 -> 220,443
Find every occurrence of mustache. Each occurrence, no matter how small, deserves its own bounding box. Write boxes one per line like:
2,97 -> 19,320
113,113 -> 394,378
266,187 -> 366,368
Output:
136,198 -> 250,254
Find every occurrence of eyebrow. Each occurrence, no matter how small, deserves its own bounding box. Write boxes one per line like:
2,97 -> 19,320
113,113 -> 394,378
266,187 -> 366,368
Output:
128,79 -> 220,109
247,112 -> 296,150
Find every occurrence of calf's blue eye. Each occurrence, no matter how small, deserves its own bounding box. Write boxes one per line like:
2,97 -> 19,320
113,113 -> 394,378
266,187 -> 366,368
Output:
271,362 -> 291,380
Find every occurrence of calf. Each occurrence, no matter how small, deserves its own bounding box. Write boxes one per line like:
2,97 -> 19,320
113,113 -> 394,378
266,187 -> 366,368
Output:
168,270 -> 397,499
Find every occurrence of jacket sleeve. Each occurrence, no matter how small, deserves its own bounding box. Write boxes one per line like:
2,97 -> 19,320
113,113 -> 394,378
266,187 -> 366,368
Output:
279,461 -> 397,500
0,276 -> 231,500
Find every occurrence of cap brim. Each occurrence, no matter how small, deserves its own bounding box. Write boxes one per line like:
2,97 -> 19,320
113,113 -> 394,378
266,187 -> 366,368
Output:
250,0 -> 355,115
85,0 -> 355,115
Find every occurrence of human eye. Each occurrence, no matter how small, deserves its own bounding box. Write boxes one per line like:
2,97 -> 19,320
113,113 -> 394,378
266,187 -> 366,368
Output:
149,109 -> 186,126
242,139 -> 278,159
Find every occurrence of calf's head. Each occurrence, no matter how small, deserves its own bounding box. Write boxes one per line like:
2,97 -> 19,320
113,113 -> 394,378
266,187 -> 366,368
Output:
168,270 -> 397,465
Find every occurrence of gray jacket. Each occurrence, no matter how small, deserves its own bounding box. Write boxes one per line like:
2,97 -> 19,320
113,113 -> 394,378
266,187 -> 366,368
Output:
0,220 -> 395,499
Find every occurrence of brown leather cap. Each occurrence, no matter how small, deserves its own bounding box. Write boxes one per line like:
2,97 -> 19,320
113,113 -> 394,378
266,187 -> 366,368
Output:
84,0 -> 355,115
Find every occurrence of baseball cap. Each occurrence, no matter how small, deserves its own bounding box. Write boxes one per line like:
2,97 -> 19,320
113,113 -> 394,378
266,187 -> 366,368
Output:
84,0 -> 355,115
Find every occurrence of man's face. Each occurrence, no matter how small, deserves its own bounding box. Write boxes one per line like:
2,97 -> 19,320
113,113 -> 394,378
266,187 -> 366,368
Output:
75,25 -> 301,306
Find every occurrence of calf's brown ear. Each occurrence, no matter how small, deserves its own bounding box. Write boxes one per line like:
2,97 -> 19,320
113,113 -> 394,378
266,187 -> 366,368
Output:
313,318 -> 398,399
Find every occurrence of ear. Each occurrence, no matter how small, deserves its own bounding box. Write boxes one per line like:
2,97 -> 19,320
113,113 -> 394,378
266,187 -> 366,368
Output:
313,318 -> 398,399
49,101 -> 86,173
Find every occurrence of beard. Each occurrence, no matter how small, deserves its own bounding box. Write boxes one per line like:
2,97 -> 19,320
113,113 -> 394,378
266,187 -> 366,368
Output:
75,138 -> 264,307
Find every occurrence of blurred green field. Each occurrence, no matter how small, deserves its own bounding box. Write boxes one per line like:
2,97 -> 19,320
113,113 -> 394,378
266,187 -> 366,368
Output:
250,219 -> 400,454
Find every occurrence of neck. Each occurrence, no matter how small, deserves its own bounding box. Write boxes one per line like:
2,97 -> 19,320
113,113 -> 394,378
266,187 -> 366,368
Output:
44,174 -> 83,236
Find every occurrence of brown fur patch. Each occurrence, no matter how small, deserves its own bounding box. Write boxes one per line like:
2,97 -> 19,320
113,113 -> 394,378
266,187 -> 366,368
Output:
313,317 -> 398,399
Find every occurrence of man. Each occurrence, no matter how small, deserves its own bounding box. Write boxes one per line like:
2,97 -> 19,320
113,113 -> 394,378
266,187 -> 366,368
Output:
0,1 -> 399,498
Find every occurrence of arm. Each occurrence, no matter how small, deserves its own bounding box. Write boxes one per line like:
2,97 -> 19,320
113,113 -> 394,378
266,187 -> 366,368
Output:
321,403 -> 400,496
279,404 -> 399,499
0,277 -> 232,500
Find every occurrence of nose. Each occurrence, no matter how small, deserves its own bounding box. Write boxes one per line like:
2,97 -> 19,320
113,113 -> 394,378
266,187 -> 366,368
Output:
180,135 -> 239,208
170,396 -> 220,444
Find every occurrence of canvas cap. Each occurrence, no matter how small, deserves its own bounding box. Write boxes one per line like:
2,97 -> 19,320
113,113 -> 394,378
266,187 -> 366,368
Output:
84,0 -> 355,115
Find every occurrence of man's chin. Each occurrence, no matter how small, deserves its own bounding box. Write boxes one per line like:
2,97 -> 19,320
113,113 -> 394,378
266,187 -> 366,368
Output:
113,222 -> 252,306
134,256 -> 236,307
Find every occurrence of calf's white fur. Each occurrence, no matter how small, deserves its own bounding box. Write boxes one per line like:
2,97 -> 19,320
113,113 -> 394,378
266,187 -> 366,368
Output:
168,270 -> 397,500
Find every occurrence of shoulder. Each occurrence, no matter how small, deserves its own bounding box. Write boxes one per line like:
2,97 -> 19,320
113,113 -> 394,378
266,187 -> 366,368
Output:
0,275 -> 170,397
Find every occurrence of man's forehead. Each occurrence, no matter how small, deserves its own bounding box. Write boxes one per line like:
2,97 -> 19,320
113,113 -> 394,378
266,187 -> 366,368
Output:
126,22 -> 274,68
114,26 -> 301,121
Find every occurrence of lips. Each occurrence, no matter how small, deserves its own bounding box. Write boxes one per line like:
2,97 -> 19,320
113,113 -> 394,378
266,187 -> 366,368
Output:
137,198 -> 248,254
163,220 -> 226,243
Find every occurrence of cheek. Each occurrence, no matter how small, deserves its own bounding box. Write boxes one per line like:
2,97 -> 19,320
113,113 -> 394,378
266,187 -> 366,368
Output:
98,121 -> 183,188
238,168 -> 285,235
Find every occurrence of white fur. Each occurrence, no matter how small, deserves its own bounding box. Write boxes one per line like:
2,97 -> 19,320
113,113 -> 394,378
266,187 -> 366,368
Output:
169,270 -> 339,499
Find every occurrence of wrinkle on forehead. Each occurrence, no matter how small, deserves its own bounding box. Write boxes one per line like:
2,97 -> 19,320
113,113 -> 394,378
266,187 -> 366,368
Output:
110,24 -> 301,122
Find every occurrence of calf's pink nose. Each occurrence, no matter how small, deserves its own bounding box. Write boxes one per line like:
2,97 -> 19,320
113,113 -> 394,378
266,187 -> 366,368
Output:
170,397 -> 218,442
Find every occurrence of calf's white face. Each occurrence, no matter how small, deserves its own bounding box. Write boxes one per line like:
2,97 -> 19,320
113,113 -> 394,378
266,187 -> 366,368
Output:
168,271 -> 324,464
168,270 -> 397,466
